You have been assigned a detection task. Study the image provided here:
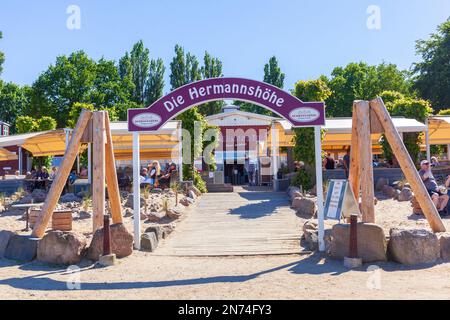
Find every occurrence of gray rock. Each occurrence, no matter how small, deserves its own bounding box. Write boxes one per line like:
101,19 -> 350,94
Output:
382,185 -> 397,198
59,193 -> 82,203
291,196 -> 304,209
78,211 -> 92,219
397,187 -> 413,202
161,223 -> 176,237
388,228 -> 440,265
375,178 -> 389,191
123,208 -> 133,217
4,235 -> 39,261
330,223 -> 387,262
166,207 -> 183,220
145,226 -> 163,240
439,233 -> 450,261
188,186 -> 202,197
188,190 -> 197,200
37,231 -> 87,265
140,232 -> 158,252
295,198 -> 316,217
288,186 -> 301,198
31,189 -> 47,202
87,223 -> 133,261
301,220 -> 331,252
146,211 -> 165,222
124,194 -> 145,208
0,230 -> 15,258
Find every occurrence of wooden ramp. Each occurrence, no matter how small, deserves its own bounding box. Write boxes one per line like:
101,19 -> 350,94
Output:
155,186 -> 302,256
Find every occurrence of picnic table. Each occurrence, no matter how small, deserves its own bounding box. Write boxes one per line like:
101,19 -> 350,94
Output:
11,202 -> 45,231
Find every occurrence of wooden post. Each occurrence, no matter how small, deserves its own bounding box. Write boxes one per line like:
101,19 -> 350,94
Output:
370,97 -> 446,232
32,110 -> 92,238
348,102 -> 361,201
92,111 -> 106,233
104,112 -> 123,224
354,101 -> 375,223
349,214 -> 358,258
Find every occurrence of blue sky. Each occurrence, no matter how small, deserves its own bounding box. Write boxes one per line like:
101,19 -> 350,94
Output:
0,0 -> 449,93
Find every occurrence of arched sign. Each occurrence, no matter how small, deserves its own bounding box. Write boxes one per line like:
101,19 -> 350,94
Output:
128,77 -> 325,131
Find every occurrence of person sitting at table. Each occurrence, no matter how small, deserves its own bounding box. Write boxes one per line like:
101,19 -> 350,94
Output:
444,174 -> 450,216
30,167 -> 37,179
159,162 -> 177,189
34,166 -> 49,190
49,166 -> 58,180
148,161 -> 161,188
418,160 -> 449,214
68,169 -> 78,184
140,167 -> 148,183
79,166 -> 88,178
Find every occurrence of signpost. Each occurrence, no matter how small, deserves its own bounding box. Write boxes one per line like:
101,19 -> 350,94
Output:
127,77 -> 326,250
324,179 -> 360,221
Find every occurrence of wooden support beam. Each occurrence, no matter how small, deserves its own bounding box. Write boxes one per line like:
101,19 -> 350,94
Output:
348,102 -> 361,202
370,97 -> 446,232
32,110 -> 93,238
104,112 -> 123,224
355,100 -> 375,223
92,111 -> 106,233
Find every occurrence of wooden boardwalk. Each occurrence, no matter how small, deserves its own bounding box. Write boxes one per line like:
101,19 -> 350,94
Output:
155,186 -> 302,256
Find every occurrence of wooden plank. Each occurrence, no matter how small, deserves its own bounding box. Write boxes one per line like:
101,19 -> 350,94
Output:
348,101 -> 361,202
355,101 -> 375,223
370,97 -> 446,232
31,110 -> 92,238
92,111 -> 106,232
104,112 -> 123,224
80,118 -> 93,143
370,106 -> 384,134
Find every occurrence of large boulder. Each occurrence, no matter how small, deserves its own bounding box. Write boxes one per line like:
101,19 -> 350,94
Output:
4,235 -> 39,261
382,185 -> 397,198
31,189 -> 47,202
288,186 -> 301,198
37,231 -> 87,265
146,211 -> 165,222
291,197 -> 304,209
290,191 -> 303,201
87,223 -> 133,261
388,228 -> 440,265
375,178 -> 389,192
295,198 -> 316,217
166,206 -> 183,220
439,233 -> 450,261
124,194 -> 145,208
188,186 -> 202,197
301,220 -> 332,252
187,190 -> 197,200
59,193 -> 81,203
145,226 -> 164,240
330,223 -> 387,263
397,187 -> 413,202
140,232 -> 158,252
0,230 -> 15,258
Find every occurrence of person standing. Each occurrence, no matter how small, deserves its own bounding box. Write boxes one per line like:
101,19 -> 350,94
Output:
343,148 -> 350,178
323,153 -> 335,170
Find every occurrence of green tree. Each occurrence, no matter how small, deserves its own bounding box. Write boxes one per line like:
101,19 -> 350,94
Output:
0,31 -> 4,76
145,58 -> 165,105
169,45 -> 207,190
323,62 -> 411,117
291,79 -> 331,189
0,82 -> 30,133
16,115 -> 37,133
198,51 -> 224,116
36,116 -> 57,131
30,51 -> 128,127
239,56 -> 285,116
129,40 -> 150,105
413,19 -> 450,111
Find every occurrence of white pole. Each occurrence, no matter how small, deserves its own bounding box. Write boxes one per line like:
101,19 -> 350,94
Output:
314,126 -> 325,252
271,121 -> 278,189
87,143 -> 92,184
447,144 -> 450,161
178,122 -> 183,182
65,129 -> 70,150
425,118 -> 431,162
76,153 -> 80,174
18,146 -> 22,174
132,132 -> 141,250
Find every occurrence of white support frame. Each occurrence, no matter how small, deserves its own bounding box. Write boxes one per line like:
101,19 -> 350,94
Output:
314,126 -> 325,251
132,132 -> 141,250
425,118 -> 431,162
18,146 -> 22,174
271,121 -> 278,189
178,122 -> 183,182
87,143 -> 92,184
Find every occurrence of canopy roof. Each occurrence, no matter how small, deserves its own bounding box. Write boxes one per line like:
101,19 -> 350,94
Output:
273,117 -> 427,155
0,147 -> 18,161
0,121 -> 181,161
427,116 -> 450,145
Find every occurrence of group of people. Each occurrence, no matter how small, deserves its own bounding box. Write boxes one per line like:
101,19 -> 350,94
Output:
24,166 -> 58,190
418,159 -> 450,216
140,161 -> 177,189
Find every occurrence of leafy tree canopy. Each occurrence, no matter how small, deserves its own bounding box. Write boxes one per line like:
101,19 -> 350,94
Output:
413,18 -> 450,112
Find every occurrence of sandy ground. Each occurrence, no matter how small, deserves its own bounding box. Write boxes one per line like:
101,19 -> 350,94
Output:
0,192 -> 449,299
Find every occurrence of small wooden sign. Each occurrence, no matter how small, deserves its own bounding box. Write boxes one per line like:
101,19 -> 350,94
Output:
324,179 -> 360,220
